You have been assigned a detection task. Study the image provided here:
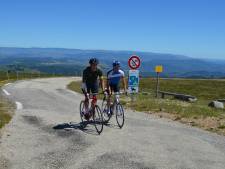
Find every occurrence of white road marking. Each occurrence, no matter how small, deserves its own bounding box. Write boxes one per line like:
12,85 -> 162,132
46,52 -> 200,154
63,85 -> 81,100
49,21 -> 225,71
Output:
2,89 -> 10,96
15,101 -> 23,110
4,83 -> 12,86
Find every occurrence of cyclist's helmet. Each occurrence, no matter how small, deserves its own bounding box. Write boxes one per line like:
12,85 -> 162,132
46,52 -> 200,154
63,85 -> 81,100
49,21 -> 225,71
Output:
89,58 -> 99,65
112,60 -> 120,67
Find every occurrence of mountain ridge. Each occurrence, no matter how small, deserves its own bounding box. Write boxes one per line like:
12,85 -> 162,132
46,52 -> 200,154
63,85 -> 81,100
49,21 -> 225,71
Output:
0,47 -> 224,78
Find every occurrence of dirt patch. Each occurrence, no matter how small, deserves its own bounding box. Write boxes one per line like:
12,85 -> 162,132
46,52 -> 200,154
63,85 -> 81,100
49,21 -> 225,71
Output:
31,130 -> 90,169
0,156 -> 10,169
83,152 -> 154,169
22,115 -> 41,126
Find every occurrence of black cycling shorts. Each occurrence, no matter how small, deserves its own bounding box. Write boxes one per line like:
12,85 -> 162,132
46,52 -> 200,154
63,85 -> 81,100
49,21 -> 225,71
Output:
109,84 -> 120,93
86,83 -> 99,94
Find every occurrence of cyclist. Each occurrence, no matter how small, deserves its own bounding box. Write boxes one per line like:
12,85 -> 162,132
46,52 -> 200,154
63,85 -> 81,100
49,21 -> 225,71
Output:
81,58 -> 104,120
105,60 -> 127,114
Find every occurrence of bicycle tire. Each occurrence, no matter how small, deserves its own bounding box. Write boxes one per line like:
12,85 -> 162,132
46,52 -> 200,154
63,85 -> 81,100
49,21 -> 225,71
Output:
93,105 -> 104,134
101,97 -> 112,123
79,100 -> 85,123
115,103 -> 125,128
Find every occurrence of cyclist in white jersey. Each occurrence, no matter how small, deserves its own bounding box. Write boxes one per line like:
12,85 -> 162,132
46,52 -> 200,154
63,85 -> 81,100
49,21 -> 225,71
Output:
105,61 -> 127,113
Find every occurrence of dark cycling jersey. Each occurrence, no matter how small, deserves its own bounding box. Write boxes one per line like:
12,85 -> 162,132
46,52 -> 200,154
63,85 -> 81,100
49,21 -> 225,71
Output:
82,66 -> 103,84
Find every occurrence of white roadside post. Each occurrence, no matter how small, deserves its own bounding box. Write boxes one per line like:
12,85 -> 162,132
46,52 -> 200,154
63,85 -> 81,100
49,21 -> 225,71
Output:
128,55 -> 141,102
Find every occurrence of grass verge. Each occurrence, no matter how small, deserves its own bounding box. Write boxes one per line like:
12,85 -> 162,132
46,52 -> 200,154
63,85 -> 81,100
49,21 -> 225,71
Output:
68,79 -> 225,136
0,81 -> 14,129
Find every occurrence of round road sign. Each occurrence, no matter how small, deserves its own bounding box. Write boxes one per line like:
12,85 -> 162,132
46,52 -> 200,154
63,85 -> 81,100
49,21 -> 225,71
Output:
128,55 -> 141,69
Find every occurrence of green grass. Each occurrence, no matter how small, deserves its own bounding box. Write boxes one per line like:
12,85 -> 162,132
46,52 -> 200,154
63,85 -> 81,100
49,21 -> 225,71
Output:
0,81 -> 13,129
218,125 -> 225,129
0,106 -> 12,129
67,81 -> 105,99
130,94 -> 224,119
67,81 -> 82,94
139,78 -> 225,100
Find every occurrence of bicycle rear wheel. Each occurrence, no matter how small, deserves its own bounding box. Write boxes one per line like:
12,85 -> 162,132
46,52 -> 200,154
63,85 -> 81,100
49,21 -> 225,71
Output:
115,103 -> 125,128
79,101 -> 85,123
93,105 -> 104,134
101,97 -> 112,123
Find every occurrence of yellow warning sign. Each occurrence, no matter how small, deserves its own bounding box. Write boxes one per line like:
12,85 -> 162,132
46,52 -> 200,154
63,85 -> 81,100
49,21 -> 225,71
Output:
155,65 -> 163,73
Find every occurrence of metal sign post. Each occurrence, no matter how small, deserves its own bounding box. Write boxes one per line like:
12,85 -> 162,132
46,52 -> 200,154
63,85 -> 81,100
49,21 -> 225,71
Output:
156,72 -> 160,98
155,65 -> 163,98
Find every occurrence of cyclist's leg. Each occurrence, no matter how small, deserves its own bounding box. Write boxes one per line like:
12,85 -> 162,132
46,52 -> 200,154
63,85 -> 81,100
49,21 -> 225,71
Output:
90,82 -> 99,108
85,85 -> 91,108
109,84 -> 119,113
107,85 -> 112,109
114,83 -> 120,93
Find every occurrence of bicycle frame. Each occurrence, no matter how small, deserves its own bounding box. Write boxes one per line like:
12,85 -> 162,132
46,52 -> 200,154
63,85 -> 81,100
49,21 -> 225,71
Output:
80,91 -> 104,134
102,91 -> 125,128
104,92 -> 124,111
82,89 -> 98,111
107,91 -> 123,102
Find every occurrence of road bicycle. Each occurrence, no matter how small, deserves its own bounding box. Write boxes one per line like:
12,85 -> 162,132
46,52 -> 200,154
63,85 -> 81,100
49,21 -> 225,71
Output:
79,91 -> 103,134
101,91 -> 125,128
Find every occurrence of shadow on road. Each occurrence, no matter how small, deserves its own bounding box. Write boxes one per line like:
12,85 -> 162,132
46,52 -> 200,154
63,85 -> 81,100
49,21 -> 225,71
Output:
103,122 -> 121,129
53,121 -> 99,135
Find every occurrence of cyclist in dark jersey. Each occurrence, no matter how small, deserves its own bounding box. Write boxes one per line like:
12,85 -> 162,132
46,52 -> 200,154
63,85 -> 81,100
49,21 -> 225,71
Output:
81,58 -> 104,120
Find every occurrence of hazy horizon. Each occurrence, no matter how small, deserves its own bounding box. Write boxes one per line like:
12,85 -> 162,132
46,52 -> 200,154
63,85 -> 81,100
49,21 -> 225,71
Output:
1,46 -> 225,61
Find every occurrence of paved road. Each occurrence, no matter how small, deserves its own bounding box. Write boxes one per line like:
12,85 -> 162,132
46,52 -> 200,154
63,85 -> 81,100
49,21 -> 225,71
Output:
0,77 -> 225,169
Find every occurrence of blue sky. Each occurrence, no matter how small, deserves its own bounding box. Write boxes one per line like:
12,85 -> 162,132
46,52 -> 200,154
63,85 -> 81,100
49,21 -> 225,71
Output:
0,0 -> 225,59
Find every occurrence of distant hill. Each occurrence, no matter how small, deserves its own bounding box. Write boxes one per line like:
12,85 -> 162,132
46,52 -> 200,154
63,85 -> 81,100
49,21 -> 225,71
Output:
0,47 -> 225,78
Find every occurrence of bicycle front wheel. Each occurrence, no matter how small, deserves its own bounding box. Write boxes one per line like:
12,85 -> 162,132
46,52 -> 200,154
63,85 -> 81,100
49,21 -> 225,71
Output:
93,105 -> 104,134
101,97 -> 111,123
116,103 -> 125,128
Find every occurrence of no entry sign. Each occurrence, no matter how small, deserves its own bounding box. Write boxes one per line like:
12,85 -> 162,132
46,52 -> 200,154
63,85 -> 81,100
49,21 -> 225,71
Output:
128,55 -> 141,69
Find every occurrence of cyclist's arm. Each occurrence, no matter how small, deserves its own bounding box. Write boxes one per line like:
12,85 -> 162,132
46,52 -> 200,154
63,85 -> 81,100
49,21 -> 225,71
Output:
82,69 -> 88,83
81,69 -> 87,93
122,76 -> 127,92
99,76 -> 104,92
120,70 -> 127,92
106,71 -> 112,94
98,70 -> 104,92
